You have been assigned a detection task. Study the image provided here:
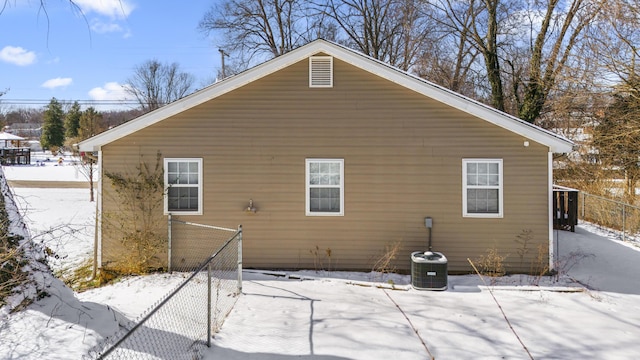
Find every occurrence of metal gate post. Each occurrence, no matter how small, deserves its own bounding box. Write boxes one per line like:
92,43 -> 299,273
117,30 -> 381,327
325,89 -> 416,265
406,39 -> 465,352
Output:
622,204 -> 626,242
207,262 -> 212,348
168,213 -> 172,273
237,225 -> 243,294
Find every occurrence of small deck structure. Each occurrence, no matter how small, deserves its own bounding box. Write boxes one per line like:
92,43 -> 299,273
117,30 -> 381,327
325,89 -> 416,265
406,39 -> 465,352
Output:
0,132 -> 30,165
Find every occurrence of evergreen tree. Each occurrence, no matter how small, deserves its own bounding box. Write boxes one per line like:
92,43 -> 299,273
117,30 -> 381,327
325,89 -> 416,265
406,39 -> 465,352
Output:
78,107 -> 104,140
65,101 -> 82,138
40,98 -> 65,151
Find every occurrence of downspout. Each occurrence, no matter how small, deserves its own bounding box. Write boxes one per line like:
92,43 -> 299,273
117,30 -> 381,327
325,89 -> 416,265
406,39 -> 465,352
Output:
548,151 -> 554,272
93,198 -> 99,278
97,150 -> 103,275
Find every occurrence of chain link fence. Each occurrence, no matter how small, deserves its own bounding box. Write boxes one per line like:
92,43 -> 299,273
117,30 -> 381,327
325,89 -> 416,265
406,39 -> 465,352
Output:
580,192 -> 640,242
85,219 -> 242,360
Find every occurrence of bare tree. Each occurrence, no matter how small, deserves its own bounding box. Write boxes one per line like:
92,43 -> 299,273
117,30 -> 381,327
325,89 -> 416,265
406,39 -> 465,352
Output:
199,0 -> 314,66
124,60 -> 195,112
316,0 -> 432,71
591,83 -> 640,202
558,0 -> 640,197
471,0 -> 506,112
201,0 -> 627,132
587,0 -> 640,93
67,107 -> 105,202
415,1 -> 482,98
518,0 -> 606,124
427,0 -> 607,124
0,88 -> 8,130
428,0 -> 515,111
551,1 -> 640,199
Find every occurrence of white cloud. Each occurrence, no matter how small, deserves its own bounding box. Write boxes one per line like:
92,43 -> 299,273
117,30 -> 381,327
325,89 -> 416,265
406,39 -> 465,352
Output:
0,46 -> 36,66
74,0 -> 135,19
88,82 -> 136,110
41,77 -> 73,89
90,20 -> 124,34
88,82 -> 131,101
46,57 -> 61,64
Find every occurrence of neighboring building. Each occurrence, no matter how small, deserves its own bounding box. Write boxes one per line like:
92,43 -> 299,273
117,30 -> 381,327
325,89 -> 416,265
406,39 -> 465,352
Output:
79,40 -> 573,274
0,132 -> 30,165
4,123 -> 43,140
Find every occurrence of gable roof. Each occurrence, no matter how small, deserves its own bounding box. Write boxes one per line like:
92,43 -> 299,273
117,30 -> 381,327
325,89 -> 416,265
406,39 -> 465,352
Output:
0,132 -> 25,141
78,39 -> 574,153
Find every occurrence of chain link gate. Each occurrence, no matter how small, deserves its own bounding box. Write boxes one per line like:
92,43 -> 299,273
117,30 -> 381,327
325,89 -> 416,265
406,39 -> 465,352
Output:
85,218 -> 242,359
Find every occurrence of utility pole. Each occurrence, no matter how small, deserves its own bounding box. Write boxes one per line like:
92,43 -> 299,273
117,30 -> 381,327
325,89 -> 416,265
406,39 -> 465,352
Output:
219,48 -> 228,79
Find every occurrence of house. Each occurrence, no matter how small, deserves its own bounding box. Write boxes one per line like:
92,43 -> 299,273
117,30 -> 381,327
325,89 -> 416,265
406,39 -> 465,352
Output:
78,40 -> 573,274
4,123 -> 43,140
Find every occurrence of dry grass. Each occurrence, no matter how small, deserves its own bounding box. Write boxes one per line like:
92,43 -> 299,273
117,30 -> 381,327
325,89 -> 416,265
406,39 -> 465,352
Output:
0,191 -> 29,309
557,161 -> 640,236
527,245 -> 550,285
57,258 -> 115,292
581,194 -> 640,235
310,245 -> 333,272
0,245 -> 28,308
371,241 -> 402,275
474,245 -> 507,279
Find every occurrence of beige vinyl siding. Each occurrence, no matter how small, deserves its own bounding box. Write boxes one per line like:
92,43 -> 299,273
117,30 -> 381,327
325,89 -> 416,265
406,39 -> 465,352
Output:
100,56 -> 550,273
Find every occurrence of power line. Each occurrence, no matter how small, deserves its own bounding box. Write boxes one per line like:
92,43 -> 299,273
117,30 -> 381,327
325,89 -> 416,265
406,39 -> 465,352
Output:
0,98 -> 140,109
0,99 -> 141,106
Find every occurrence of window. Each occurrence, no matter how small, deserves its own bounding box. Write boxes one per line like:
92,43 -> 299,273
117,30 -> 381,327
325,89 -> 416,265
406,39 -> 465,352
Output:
463,159 -> 503,218
306,159 -> 344,216
164,158 -> 203,215
309,56 -> 333,88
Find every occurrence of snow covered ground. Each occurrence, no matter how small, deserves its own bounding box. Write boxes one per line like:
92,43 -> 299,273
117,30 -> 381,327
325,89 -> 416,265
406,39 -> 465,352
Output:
1,160 -> 640,359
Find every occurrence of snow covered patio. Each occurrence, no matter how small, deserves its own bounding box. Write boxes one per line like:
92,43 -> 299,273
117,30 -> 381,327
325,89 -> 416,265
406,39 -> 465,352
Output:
202,225 -> 640,359
2,163 -> 640,359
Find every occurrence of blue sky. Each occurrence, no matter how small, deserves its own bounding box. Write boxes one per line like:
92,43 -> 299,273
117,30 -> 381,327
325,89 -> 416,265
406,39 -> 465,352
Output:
0,0 -> 223,111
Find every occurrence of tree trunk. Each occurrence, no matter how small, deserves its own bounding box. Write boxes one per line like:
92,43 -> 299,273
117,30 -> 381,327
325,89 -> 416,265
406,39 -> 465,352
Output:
484,0 -> 504,111
89,162 -> 95,202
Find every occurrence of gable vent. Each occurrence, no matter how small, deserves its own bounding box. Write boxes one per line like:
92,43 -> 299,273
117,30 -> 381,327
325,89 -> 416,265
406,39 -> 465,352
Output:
309,56 -> 333,88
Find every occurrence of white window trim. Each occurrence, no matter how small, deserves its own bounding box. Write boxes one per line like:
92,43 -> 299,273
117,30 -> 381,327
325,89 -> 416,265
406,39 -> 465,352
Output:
305,158 -> 344,216
462,158 -> 503,218
164,158 -> 203,215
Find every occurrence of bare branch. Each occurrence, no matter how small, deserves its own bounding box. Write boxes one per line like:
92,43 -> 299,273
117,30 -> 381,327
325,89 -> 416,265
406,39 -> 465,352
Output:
124,60 -> 195,113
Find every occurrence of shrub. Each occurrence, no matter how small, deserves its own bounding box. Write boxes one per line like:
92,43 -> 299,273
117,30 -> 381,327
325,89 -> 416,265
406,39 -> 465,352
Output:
371,241 -> 401,275
474,245 -> 507,278
102,152 -> 167,275
0,191 -> 28,308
